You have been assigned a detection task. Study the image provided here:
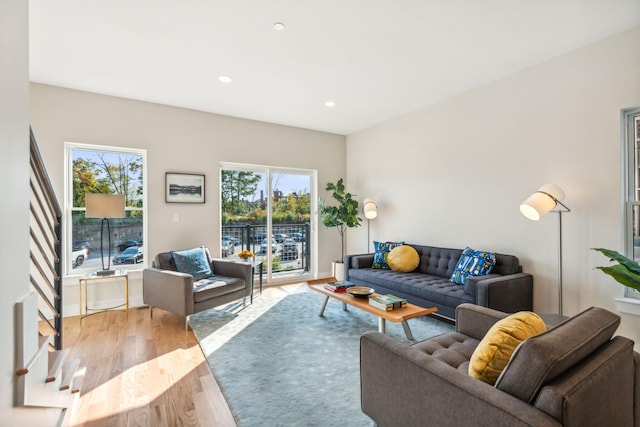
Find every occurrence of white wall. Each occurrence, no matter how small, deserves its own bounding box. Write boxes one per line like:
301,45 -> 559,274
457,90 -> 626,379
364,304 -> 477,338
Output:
347,28 -> 640,345
1,1 -> 64,424
29,84 -> 347,315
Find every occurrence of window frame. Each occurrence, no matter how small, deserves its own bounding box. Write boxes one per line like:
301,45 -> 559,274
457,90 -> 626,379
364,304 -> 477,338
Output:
64,142 -> 148,277
622,106 -> 640,300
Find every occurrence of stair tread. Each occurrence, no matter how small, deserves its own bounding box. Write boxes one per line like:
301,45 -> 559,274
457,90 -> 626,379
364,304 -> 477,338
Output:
70,366 -> 86,394
47,348 -> 70,383
60,358 -> 80,391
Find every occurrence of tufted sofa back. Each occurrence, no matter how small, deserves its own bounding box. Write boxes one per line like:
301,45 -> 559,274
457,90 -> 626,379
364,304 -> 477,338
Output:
408,244 -> 522,278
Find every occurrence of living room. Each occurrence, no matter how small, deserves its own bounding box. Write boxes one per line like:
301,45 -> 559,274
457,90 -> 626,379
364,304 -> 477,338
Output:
3,1 -> 640,425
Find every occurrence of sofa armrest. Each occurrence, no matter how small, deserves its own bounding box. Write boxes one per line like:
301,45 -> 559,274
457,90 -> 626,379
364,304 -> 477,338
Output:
143,268 -> 194,316
210,259 -> 253,296
360,332 -> 561,427
345,253 -> 374,270
472,272 -> 533,313
455,303 -> 510,340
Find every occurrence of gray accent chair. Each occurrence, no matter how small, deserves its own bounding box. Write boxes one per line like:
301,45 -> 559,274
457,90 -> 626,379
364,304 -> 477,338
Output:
143,249 -> 252,329
361,303 -> 640,427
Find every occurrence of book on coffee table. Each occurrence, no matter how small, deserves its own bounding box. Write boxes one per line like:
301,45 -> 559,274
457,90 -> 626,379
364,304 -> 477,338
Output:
324,280 -> 355,292
369,294 -> 408,311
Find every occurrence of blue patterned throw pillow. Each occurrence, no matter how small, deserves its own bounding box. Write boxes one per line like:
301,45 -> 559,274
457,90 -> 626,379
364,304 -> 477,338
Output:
451,247 -> 497,285
372,241 -> 404,269
171,247 -> 213,281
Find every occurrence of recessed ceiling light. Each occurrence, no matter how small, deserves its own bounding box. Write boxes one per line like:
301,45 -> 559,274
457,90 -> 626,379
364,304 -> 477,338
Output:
273,22 -> 285,31
218,75 -> 233,83
325,101 -> 336,107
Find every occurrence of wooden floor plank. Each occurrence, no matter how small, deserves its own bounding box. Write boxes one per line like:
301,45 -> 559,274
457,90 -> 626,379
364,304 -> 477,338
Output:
63,305 -> 237,426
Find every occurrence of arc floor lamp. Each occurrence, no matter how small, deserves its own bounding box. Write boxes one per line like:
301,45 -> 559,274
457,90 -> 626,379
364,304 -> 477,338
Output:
363,199 -> 378,253
519,184 -> 571,316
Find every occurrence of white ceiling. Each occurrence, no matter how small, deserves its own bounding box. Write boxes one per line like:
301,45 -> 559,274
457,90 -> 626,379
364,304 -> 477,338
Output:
29,1 -> 640,135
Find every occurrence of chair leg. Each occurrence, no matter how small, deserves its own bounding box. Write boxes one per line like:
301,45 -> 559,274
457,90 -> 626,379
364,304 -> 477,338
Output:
149,306 -> 153,318
185,315 -> 190,331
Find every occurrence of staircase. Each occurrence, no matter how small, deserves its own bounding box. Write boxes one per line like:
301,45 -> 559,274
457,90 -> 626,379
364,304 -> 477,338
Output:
14,129 -> 85,426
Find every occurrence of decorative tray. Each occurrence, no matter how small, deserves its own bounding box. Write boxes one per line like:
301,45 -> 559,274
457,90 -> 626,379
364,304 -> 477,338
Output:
347,286 -> 375,298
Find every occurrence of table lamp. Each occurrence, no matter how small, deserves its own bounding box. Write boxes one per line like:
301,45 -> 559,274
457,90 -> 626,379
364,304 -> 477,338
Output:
85,193 -> 126,275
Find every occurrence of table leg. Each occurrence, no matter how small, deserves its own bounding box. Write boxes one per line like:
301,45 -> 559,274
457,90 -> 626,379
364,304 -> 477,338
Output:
401,320 -> 416,342
342,302 -> 348,311
319,296 -> 329,316
79,279 -> 83,325
378,317 -> 386,334
259,263 -> 263,294
125,275 -> 129,318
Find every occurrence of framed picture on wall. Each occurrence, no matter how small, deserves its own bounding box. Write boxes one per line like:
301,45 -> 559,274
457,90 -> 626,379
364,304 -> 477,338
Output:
165,172 -> 205,204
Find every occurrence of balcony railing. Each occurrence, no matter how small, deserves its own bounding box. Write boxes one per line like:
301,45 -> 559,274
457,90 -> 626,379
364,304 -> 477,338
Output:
221,223 -> 310,275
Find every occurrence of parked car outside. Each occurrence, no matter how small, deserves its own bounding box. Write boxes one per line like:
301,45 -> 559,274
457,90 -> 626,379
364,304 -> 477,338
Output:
290,232 -> 304,242
253,232 -> 267,243
281,238 -> 299,260
221,238 -> 234,257
261,238 -> 277,253
222,235 -> 240,246
117,240 -> 140,252
72,248 -> 87,268
73,240 -> 91,255
273,233 -> 288,243
113,246 -> 144,264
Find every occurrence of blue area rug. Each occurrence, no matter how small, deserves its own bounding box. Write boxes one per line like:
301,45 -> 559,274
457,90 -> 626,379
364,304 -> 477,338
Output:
189,291 -> 454,427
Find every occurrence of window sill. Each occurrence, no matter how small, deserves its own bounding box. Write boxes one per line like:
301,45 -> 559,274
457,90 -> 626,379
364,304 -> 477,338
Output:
615,297 -> 640,316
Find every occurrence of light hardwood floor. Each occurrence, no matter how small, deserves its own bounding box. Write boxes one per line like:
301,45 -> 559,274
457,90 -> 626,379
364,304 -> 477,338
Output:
63,301 -> 237,426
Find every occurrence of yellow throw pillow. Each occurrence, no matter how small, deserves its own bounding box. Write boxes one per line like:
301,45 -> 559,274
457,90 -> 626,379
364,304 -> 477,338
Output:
468,311 -> 546,385
387,245 -> 420,272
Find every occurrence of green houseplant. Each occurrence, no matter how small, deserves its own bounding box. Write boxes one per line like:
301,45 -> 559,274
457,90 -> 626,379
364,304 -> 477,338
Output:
592,247 -> 640,291
318,178 -> 362,263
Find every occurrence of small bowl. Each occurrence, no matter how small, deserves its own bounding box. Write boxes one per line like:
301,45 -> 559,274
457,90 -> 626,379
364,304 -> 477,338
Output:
347,286 -> 375,298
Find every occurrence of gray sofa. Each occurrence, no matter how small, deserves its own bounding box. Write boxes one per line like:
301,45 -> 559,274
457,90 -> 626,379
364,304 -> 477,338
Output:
361,303 -> 640,427
143,249 -> 252,329
345,244 -> 533,319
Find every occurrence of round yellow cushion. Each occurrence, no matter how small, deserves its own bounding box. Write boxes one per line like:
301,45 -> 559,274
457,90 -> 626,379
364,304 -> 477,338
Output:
469,311 -> 546,385
387,245 -> 420,272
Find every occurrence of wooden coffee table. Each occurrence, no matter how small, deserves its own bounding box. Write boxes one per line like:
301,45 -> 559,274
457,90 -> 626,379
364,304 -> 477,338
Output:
307,278 -> 437,342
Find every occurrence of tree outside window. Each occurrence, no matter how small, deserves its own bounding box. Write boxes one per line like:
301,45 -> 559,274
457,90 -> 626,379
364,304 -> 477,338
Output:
68,145 -> 145,273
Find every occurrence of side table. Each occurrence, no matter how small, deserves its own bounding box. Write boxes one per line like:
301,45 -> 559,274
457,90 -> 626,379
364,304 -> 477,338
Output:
79,270 -> 129,324
248,260 -> 264,303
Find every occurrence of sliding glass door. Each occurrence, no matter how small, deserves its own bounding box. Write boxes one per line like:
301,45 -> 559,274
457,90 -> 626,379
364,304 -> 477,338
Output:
220,163 -> 314,284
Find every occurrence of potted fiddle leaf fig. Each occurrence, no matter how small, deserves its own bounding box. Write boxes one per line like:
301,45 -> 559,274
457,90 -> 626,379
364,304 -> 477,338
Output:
592,247 -> 640,291
319,178 -> 362,279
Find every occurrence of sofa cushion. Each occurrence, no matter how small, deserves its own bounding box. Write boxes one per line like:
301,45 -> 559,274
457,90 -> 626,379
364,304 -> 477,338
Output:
193,276 -> 245,302
372,241 -> 404,269
387,245 -> 420,272
451,247 -> 497,285
495,306 -> 621,403
171,247 -> 213,281
468,311 -> 546,385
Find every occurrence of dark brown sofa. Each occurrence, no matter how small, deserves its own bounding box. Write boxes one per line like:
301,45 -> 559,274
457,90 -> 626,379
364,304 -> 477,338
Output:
360,303 -> 640,427
346,244 -> 533,319
143,248 -> 252,329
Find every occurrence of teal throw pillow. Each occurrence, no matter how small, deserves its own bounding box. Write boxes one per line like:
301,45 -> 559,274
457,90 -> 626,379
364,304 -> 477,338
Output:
373,241 -> 404,269
171,247 -> 213,281
451,247 -> 496,285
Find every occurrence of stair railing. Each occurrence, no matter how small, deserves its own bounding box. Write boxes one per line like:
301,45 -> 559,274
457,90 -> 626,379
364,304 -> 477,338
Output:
29,127 -> 63,350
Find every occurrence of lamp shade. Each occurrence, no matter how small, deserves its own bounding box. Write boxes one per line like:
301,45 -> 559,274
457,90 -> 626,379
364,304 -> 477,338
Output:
519,184 -> 565,221
363,199 -> 377,219
85,193 -> 126,219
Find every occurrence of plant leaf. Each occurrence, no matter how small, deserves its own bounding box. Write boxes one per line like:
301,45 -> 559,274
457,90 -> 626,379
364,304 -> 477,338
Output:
594,265 -> 640,291
592,247 -> 640,275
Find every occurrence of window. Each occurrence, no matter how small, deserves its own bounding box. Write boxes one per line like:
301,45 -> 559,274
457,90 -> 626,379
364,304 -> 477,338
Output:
623,107 -> 640,299
65,143 -> 147,275
220,163 -> 314,283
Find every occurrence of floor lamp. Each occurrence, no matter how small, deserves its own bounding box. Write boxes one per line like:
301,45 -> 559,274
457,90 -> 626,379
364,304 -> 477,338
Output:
363,199 -> 377,253
85,193 -> 126,276
519,184 -> 571,316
